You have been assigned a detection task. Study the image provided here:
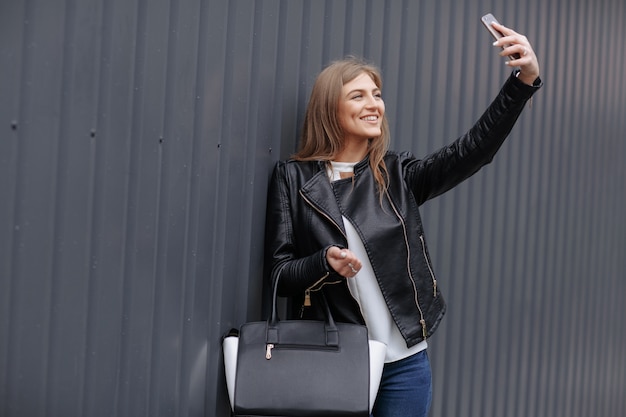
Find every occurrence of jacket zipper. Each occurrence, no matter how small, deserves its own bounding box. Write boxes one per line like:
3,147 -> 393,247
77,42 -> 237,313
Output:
301,275 -> 344,318
299,190 -> 347,316
299,190 -> 348,241
419,235 -> 438,297
303,273 -> 330,307
385,193 -> 428,340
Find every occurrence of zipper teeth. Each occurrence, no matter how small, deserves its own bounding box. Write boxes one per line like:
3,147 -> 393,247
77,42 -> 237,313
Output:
307,272 -> 330,292
419,235 -> 438,297
273,344 -> 338,351
301,273 -> 341,318
309,278 -> 341,292
386,193 -> 425,321
299,190 -> 347,240
299,190 -> 348,316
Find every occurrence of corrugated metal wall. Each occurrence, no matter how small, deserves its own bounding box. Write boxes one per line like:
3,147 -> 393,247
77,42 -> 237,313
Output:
1,0 -> 624,416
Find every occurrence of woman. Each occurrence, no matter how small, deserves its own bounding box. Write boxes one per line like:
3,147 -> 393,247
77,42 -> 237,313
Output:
264,22 -> 541,417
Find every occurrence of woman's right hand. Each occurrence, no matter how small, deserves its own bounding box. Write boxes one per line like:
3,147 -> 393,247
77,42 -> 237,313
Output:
491,22 -> 540,86
326,246 -> 362,278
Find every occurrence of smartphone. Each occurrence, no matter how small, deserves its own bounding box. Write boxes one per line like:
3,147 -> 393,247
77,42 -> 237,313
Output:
481,13 -> 521,60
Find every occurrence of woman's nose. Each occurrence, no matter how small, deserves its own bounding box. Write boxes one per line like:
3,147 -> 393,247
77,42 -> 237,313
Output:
365,94 -> 380,108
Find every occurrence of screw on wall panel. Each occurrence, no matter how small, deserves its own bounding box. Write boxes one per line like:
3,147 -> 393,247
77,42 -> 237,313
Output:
11,120 -> 18,130
159,136 -> 164,144
90,129 -> 96,138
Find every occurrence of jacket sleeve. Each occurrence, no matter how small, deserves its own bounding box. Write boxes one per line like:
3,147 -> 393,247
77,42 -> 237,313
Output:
264,161 -> 340,297
404,70 -> 542,205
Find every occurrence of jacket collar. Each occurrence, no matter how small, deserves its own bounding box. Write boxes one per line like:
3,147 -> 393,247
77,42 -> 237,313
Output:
300,155 -> 369,236
315,155 -> 370,175
298,163 -> 347,236
298,155 -> 371,235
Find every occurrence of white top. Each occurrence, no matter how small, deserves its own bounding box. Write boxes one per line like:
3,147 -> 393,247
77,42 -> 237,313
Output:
330,161 -> 427,362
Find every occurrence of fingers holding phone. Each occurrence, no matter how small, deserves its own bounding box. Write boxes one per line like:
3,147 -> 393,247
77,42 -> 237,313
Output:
481,13 -> 540,85
491,23 -> 535,64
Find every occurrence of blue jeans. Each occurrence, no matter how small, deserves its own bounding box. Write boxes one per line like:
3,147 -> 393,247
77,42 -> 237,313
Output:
371,350 -> 432,417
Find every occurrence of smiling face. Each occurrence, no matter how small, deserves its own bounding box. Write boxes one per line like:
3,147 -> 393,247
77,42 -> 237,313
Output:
337,72 -> 385,146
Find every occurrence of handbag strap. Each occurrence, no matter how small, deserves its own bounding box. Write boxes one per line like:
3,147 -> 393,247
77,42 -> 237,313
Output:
267,271 -> 338,347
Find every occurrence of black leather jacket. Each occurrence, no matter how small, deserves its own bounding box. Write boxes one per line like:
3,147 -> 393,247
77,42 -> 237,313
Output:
265,72 -> 541,348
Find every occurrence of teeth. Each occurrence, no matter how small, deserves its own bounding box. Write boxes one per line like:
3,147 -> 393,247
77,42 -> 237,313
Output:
362,116 -> 378,121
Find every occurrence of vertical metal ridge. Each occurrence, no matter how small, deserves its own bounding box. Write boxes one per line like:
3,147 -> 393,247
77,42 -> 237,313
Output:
116,0 -> 150,413
0,9 -> 27,413
205,0 -> 228,322
537,1 -> 566,413
523,0 -> 554,406
80,0 -> 114,412
295,0 -> 311,135
586,5 -> 621,414
0,1 -> 26,414
176,0 -> 211,410
562,4 -> 590,415
320,0 -> 332,63
43,0 -> 79,414
6,0 -> 54,415
206,0 -> 239,409
200,0 -> 231,413
147,0 -> 184,412
236,0 -> 265,300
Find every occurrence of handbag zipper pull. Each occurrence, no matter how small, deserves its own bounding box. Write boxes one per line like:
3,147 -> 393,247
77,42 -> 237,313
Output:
265,343 -> 274,360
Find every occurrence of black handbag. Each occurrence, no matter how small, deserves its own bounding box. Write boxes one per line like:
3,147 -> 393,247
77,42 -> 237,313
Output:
223,275 -> 386,416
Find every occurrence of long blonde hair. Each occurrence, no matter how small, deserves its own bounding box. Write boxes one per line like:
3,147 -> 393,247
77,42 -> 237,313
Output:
294,57 -> 390,198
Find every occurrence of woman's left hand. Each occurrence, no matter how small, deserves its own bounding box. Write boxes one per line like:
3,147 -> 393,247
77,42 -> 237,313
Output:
492,22 -> 540,86
326,246 -> 362,278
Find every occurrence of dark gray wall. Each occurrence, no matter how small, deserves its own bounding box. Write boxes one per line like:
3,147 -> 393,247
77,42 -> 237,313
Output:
1,1 -> 625,416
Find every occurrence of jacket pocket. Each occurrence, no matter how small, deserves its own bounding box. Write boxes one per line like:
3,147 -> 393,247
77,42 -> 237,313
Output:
419,235 -> 438,298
